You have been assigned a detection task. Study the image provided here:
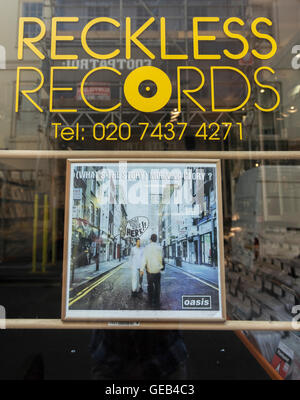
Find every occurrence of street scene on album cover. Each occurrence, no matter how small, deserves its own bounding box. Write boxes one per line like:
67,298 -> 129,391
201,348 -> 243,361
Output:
66,163 -> 222,316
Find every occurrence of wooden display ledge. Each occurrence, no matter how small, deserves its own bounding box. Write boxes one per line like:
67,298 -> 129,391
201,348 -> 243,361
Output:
4,319 -> 300,330
0,150 -> 300,160
235,331 -> 283,380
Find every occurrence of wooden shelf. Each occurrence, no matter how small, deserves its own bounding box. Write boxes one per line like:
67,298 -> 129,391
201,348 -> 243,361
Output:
3,319 -> 300,330
0,150 -> 299,160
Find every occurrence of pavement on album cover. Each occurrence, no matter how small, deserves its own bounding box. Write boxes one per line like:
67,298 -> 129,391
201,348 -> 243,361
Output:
69,260 -> 219,311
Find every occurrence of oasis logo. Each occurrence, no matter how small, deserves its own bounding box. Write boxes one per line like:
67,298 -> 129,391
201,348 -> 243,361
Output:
182,295 -> 211,309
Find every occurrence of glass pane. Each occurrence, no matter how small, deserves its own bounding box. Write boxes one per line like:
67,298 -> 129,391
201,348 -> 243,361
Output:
0,0 -> 300,381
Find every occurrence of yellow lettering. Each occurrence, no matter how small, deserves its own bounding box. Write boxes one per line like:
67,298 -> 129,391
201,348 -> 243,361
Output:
251,17 -> 277,59
61,127 -> 75,141
126,17 -> 155,60
211,67 -> 251,112
18,18 -> 46,60
51,17 -> 78,60
160,18 -> 187,60
52,123 -> 61,139
193,17 -> 221,60
82,18 -> 120,59
15,67 -> 44,112
81,67 -> 121,112
177,66 -> 206,112
254,67 -> 280,112
50,67 -> 78,112
223,17 -> 249,60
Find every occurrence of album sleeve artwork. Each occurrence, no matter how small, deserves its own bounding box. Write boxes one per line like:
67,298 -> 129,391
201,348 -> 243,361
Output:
64,162 -> 224,320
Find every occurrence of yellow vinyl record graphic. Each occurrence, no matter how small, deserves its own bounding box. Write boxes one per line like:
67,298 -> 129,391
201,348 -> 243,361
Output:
124,66 -> 172,112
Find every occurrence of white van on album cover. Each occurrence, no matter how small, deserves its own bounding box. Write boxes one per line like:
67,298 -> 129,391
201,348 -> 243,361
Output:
62,159 -> 225,321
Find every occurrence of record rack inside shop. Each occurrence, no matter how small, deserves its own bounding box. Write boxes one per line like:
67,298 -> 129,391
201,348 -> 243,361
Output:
1,149 -> 300,333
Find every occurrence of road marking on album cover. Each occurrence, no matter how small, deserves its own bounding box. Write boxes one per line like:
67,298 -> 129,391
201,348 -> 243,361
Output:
69,263 -> 219,307
69,265 -> 123,306
167,264 -> 219,291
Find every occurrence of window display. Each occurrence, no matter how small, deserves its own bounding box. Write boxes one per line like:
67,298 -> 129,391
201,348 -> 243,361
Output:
0,0 -> 300,381
62,158 -> 225,321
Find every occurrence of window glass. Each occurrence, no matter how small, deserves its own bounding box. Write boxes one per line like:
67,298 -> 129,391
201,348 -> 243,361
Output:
0,0 -> 300,381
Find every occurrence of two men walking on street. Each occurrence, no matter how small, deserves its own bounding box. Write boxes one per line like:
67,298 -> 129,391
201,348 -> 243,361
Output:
130,234 -> 164,308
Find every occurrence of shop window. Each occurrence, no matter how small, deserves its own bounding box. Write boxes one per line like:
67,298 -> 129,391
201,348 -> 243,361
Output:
137,3 -> 159,30
22,2 -> 43,37
87,5 -> 110,30
15,89 -> 41,137
188,5 -> 207,30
